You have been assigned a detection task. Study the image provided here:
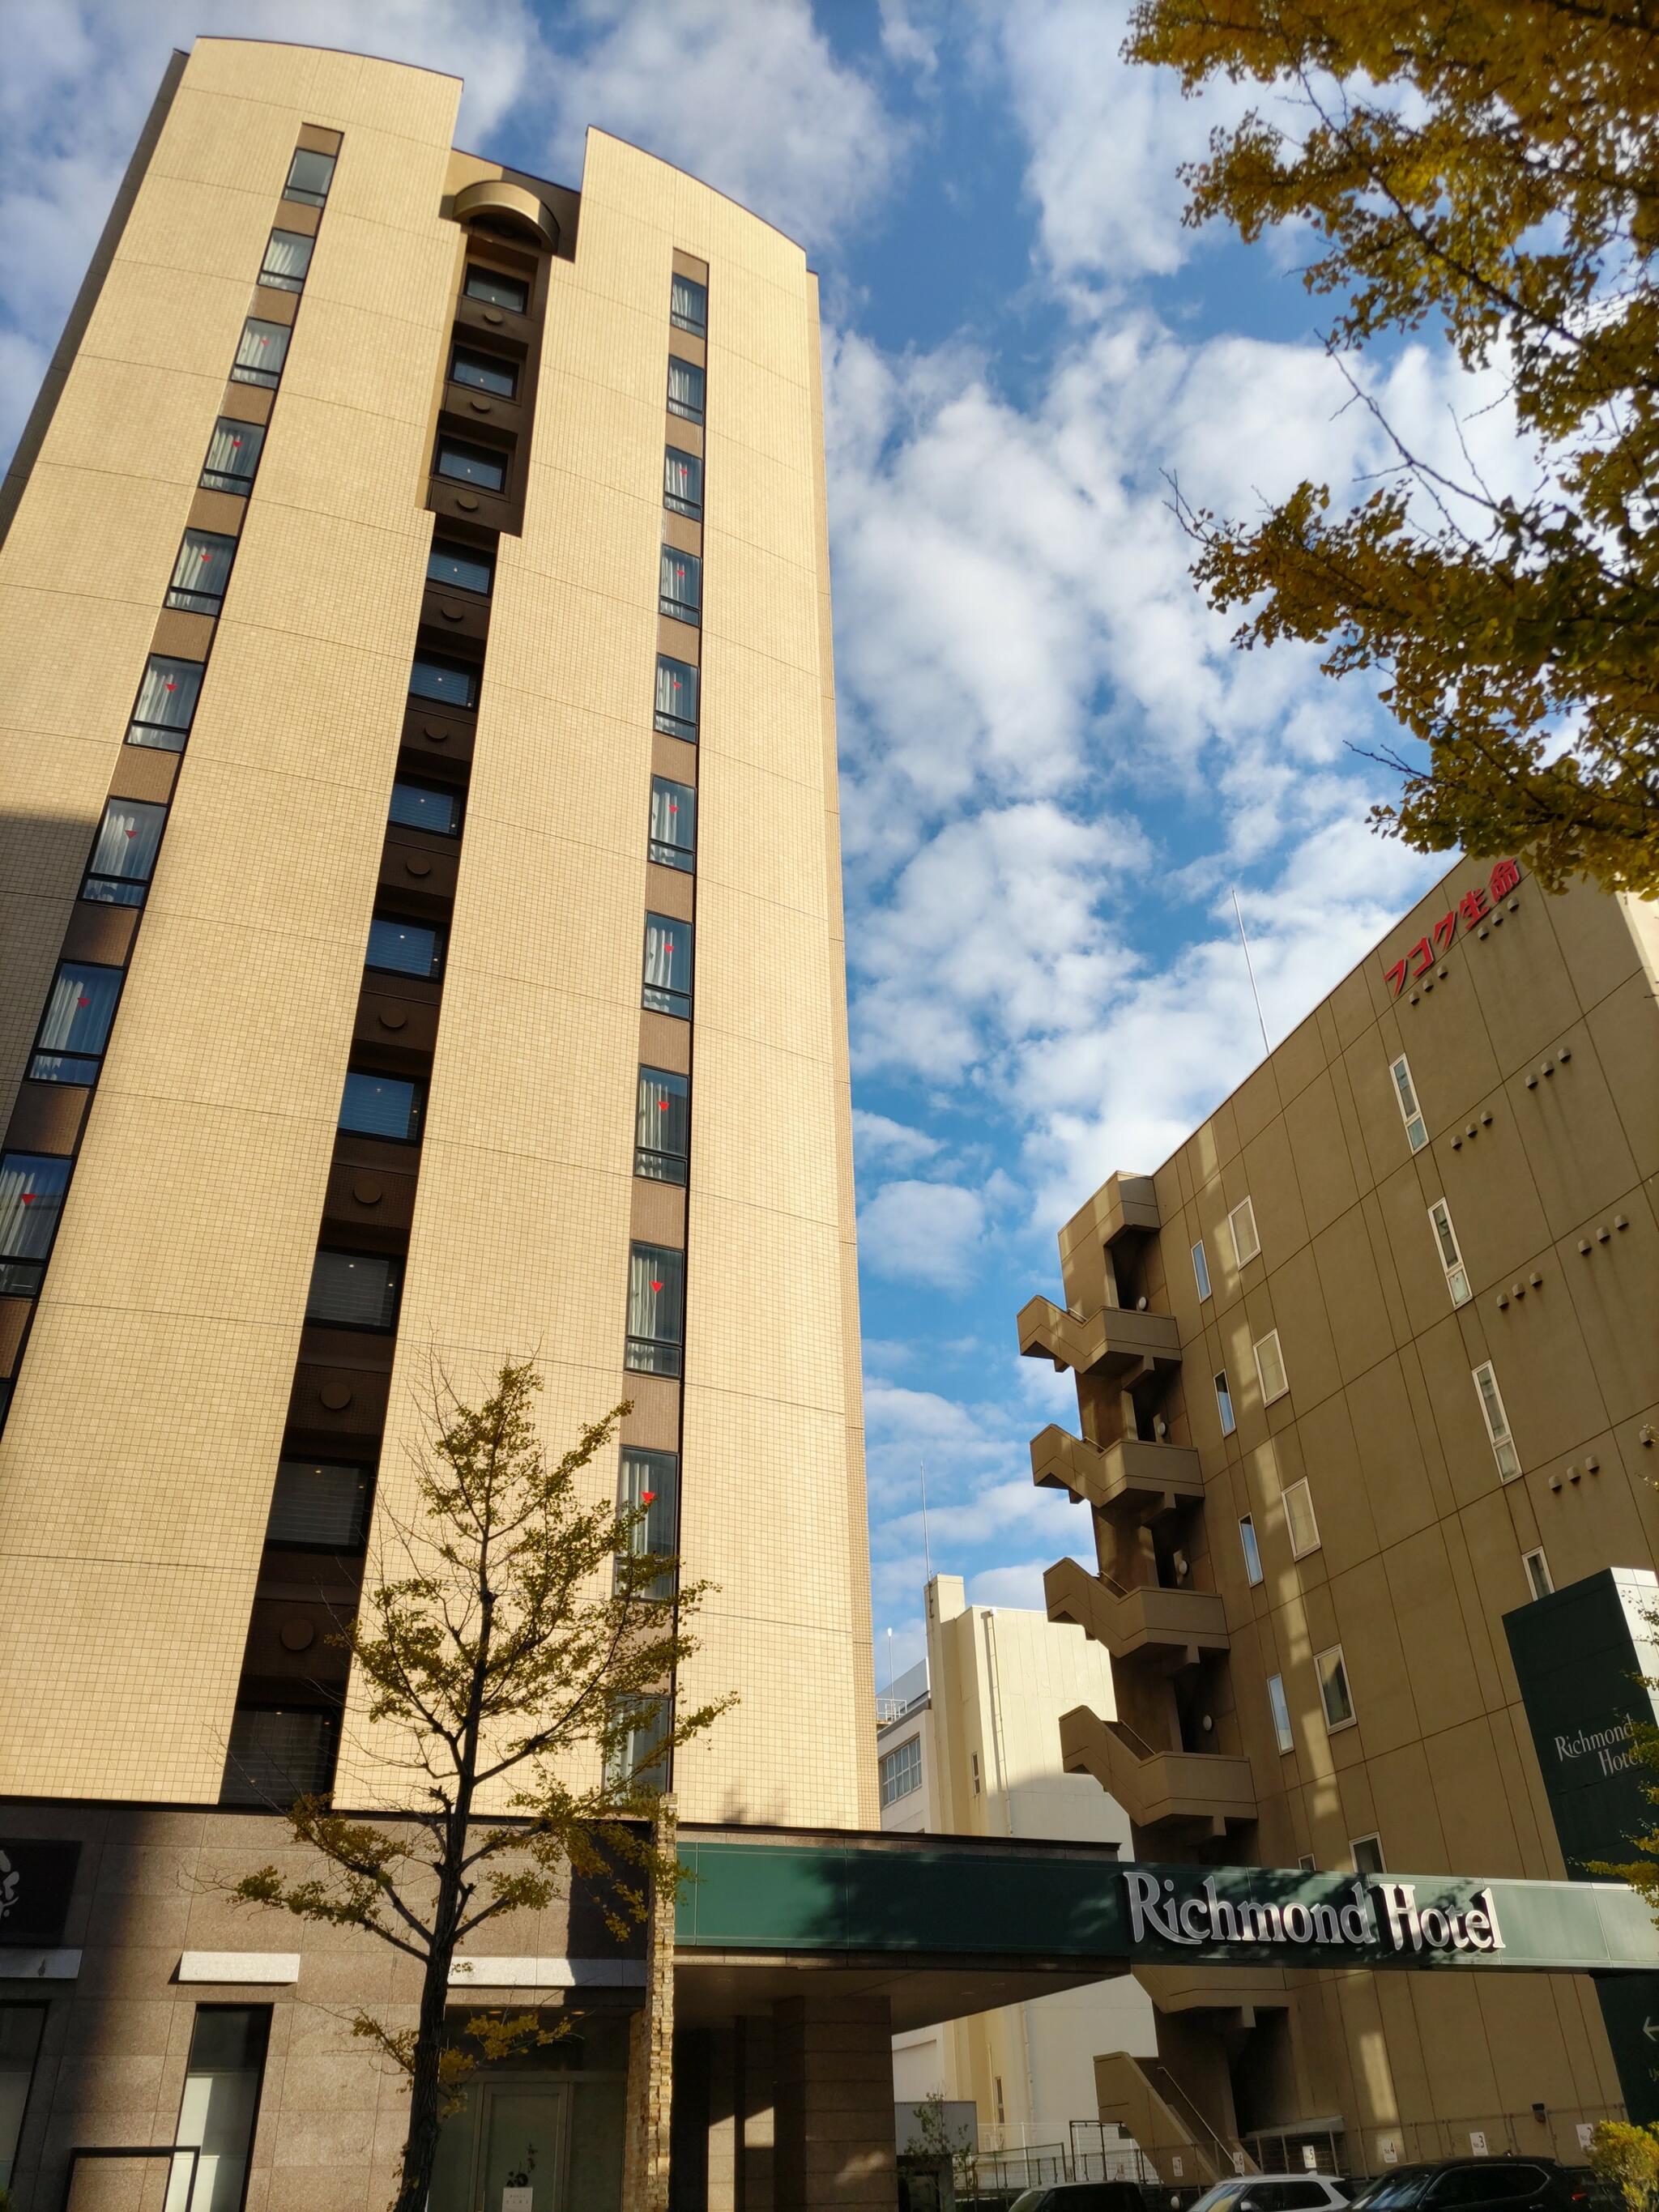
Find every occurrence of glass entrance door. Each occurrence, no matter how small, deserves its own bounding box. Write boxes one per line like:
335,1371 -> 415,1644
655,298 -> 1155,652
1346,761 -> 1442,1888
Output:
472,2081 -> 569,2212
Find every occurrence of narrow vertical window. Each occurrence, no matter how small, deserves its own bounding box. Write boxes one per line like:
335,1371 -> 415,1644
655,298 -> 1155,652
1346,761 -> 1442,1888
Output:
1267,1673 -> 1294,1754
1253,1328 -> 1289,1404
664,445 -> 703,518
642,914 -> 693,1017
649,776 -> 696,871
619,1446 -> 679,1600
1213,1370 -> 1236,1438
30,962 -> 122,1082
82,798 -> 166,906
259,228 -> 313,292
1473,1362 -> 1520,1479
1192,1238 -> 1211,1301
659,545 -> 702,622
1316,1645 -> 1355,1731
127,655 -> 203,751
166,529 -> 236,614
603,1694 -> 671,1795
655,654 -> 698,739
1429,1198 -> 1471,1306
1523,1547 -> 1552,1601
1391,1054 -> 1428,1151
1351,1833 -> 1385,1877
230,317 -> 288,388
1282,1478 -> 1320,1558
1239,1514 -> 1263,1586
200,418 -> 263,495
283,147 -> 336,207
667,356 -> 705,422
167,2005 -> 271,2212
670,273 -> 708,334
636,1066 -> 689,1183
0,1153 -> 71,1294
626,1244 -> 685,1375
1227,1196 -> 1260,1267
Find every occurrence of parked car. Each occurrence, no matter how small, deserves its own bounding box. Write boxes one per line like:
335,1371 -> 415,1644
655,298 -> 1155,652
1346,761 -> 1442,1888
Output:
1345,2160 -> 1593,2212
1009,2186 -> 1155,2212
1188,2176 -> 1351,2212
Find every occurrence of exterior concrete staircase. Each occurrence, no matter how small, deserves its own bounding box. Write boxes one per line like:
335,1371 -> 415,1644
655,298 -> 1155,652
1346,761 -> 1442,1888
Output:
1094,2052 -> 1257,2186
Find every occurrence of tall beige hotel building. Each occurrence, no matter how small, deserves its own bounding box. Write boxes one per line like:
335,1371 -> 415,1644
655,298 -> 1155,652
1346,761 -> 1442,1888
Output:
0,35 -> 887,2210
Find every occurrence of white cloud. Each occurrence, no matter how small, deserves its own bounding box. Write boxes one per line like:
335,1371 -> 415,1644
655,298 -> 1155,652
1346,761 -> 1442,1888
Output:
851,1109 -> 940,1171
967,1560 -> 1053,1610
859,1178 -> 986,1289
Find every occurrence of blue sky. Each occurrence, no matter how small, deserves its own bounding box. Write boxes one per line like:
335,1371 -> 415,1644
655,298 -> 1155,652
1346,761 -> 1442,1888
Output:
2,0 -> 1519,1690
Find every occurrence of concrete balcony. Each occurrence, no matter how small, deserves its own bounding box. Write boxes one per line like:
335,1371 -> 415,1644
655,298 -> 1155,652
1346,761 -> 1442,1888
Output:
1045,1557 -> 1230,1670
1136,1959 -> 1289,2027
1030,1426 -> 1204,1519
1058,1704 -> 1256,1841
1017,1297 -> 1181,1379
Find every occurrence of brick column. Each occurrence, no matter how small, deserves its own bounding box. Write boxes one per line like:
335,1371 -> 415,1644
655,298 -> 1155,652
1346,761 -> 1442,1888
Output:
622,1797 -> 677,2212
772,1994 -> 898,2211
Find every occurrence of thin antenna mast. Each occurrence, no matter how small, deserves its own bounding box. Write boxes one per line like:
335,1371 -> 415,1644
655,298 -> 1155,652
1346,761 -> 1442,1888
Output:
1232,885 -> 1271,1058
919,1455 -> 932,1583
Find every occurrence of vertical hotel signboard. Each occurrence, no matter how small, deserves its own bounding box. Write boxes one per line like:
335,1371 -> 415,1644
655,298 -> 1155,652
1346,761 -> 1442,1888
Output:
1506,1568 -> 1659,2122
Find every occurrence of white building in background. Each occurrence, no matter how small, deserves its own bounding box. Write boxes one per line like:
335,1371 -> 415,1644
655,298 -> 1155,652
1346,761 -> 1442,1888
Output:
877,1574 -> 1158,2154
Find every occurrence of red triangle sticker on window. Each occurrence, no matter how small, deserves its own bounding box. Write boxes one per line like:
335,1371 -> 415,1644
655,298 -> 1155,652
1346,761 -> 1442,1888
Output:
77,996 -> 91,1008
641,1490 -> 656,1505
650,1281 -> 663,1293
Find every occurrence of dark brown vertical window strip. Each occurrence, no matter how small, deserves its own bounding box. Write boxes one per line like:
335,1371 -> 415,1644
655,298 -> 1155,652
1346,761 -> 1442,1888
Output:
219,201 -> 557,1807
0,126 -> 343,1440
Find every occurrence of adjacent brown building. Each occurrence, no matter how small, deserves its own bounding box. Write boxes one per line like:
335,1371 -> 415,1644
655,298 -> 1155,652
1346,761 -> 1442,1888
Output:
1022,860 -> 1659,2174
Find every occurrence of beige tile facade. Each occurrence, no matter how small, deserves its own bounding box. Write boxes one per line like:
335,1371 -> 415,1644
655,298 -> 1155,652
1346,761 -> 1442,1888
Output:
1030,863 -> 1659,2167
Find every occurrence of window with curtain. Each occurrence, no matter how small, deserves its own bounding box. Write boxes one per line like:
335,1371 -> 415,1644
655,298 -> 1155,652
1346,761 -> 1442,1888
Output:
388,778 -> 462,836
427,539 -> 493,596
642,913 -> 693,1018
667,356 -> 705,421
625,1242 -> 684,1375
663,445 -> 702,518
603,1693 -> 671,1796
659,545 -> 702,622
670,273 -> 707,333
618,1446 -> 679,1600
365,916 -> 444,979
284,147 -> 335,207
259,228 -> 313,292
83,798 -> 166,906
230,317 -> 288,389
127,655 -> 203,751
31,961 -> 122,1082
408,654 -> 478,710
306,1249 -> 402,1331
0,1152 -> 70,1294
266,1460 -> 371,1550
655,654 -> 697,739
464,264 -> 527,313
449,343 -> 518,397
221,1707 -> 338,1806
649,776 -> 696,871
635,1065 -> 689,1183
200,418 -> 263,495
338,1070 -> 424,1142
435,436 -> 507,492
0,2004 -> 46,2193
163,2005 -> 271,2212
166,529 -> 236,615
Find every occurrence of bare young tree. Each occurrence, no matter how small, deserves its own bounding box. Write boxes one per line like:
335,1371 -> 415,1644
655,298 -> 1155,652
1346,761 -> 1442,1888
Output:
226,1357 -> 733,2212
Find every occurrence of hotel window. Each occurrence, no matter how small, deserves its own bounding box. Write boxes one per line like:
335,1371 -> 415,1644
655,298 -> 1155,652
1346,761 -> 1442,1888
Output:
1316,1644 -> 1355,1732
30,961 -> 122,1082
222,1707 -> 338,1805
427,539 -> 493,596
1213,1369 -> 1236,1438
449,343 -> 518,398
365,915 -> 444,980
603,1694 -> 671,1795
1239,1514 -> 1264,1586
1523,1546 -> 1553,1601
168,2005 -> 272,2212
655,653 -> 698,739
649,775 -> 696,870
1429,1197 -> 1471,1306
1282,1477 -> 1320,1558
230,315 -> 289,388
126,654 -> 203,751
664,445 -> 703,518
880,1734 -> 923,1808
1473,1361 -> 1520,1479
0,2004 -> 46,2193
626,1242 -> 685,1376
1192,1238 -> 1211,1301
1391,1053 -> 1428,1152
671,272 -> 708,334
408,653 -> 479,710
200,417 -> 263,495
1298,1854 -> 1316,1873
1228,1196 -> 1260,1268
306,1249 -> 402,1332
1253,1327 -> 1290,1404
283,146 -> 336,207
636,1065 -> 689,1183
265,1460 -> 371,1551
338,1069 -> 424,1143
642,912 -> 693,1018
0,1153 -> 70,1296
82,797 -> 166,906
464,264 -> 527,313
435,435 -> 507,492
389,778 -> 462,837
1267,1673 -> 1294,1755
260,228 -> 313,292
166,528 -> 236,614
619,1445 -> 679,1600
667,355 -> 705,422
1351,1833 -> 1385,1877
659,545 -> 702,623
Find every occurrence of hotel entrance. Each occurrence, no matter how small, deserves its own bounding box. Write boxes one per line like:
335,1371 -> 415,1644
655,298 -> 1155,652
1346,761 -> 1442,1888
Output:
426,2016 -> 629,2212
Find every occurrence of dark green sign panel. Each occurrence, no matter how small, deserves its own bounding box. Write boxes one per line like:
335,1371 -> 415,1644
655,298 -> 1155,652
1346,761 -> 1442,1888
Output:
1506,1566 -> 1659,2121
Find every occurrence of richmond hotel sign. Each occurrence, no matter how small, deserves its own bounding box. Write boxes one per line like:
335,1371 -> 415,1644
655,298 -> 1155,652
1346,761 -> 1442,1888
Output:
1124,1870 -> 1504,1961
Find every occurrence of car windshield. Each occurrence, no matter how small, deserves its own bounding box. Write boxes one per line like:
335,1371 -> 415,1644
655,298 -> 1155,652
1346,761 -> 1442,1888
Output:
1347,2178 -> 1433,2210
1009,2195 -> 1047,2212
1191,2189 -> 1251,2212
